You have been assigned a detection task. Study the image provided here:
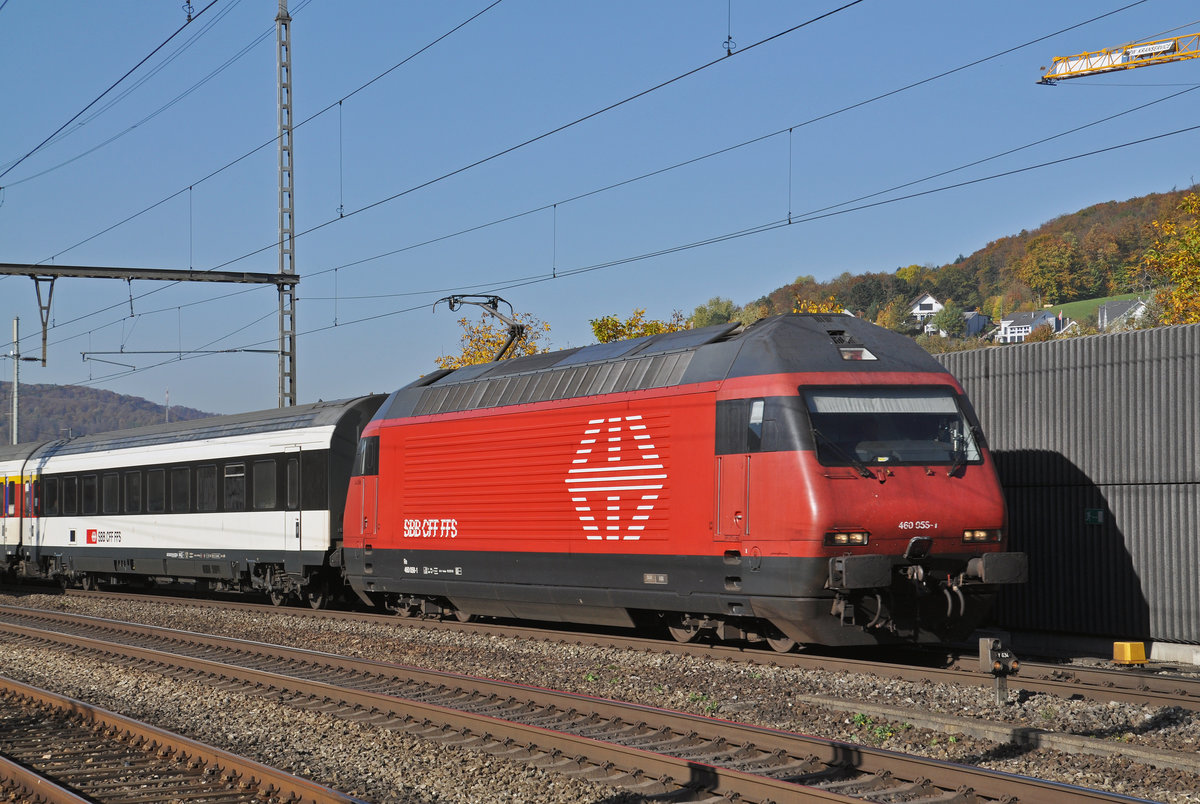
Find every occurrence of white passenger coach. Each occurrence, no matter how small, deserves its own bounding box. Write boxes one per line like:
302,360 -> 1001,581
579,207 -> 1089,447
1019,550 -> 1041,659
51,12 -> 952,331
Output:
1,395 -> 383,607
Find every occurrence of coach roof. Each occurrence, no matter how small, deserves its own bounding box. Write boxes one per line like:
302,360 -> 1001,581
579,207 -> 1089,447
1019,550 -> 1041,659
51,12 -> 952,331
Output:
12,395 -> 384,461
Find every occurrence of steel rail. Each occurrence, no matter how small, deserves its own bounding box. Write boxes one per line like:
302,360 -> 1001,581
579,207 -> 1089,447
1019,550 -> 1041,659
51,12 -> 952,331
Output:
47,589 -> 1200,712
0,608 -> 1157,804
0,753 -> 93,804
0,673 -> 366,804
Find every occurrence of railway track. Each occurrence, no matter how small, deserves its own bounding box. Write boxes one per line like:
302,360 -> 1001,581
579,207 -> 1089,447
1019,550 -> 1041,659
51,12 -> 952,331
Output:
0,673 -> 364,804
0,604 -> 1160,804
48,588 -> 1200,712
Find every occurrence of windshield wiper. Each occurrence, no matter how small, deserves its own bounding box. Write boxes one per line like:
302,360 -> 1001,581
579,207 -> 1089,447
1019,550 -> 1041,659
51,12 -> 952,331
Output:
947,430 -> 970,477
812,428 -> 874,479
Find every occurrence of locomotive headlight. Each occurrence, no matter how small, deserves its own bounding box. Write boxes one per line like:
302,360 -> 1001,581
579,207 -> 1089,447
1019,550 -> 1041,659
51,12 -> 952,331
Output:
963,529 -> 1002,543
825,531 -> 869,546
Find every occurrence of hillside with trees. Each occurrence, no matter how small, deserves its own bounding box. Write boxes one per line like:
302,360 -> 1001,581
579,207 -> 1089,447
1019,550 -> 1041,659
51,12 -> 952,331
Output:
0,382 -> 214,443
728,186 -> 1195,328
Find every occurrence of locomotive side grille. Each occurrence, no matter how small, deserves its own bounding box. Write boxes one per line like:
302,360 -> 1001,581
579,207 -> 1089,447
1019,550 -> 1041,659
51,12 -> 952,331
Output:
412,352 -> 695,416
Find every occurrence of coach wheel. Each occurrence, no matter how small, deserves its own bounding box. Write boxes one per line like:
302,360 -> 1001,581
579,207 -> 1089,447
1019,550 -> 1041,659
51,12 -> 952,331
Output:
79,573 -> 95,592
667,616 -> 699,643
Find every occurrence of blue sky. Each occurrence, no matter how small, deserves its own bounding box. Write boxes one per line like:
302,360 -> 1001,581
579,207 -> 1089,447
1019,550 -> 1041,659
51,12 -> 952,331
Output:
1,1 -> 1197,415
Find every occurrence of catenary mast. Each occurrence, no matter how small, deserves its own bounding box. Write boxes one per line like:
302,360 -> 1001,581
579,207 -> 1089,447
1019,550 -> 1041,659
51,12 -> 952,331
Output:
277,0 -> 297,407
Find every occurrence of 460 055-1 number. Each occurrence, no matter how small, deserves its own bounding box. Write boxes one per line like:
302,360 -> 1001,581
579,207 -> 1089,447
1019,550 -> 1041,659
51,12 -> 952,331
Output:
898,520 -> 938,530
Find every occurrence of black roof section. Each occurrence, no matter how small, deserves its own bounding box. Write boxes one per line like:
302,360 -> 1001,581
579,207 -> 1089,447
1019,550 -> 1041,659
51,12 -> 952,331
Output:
381,314 -> 952,420
7,395 -> 385,462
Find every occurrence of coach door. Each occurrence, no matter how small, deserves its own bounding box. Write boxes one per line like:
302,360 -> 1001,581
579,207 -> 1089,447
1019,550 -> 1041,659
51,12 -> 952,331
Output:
284,447 -> 302,553
1,477 -> 13,550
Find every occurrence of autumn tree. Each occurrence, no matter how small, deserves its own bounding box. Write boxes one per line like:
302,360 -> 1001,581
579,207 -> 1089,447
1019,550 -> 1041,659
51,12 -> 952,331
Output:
590,309 -> 689,343
1016,233 -> 1082,306
434,312 -> 552,369
1023,323 -> 1056,343
792,295 -> 843,314
1142,192 -> 1200,324
874,297 -> 911,332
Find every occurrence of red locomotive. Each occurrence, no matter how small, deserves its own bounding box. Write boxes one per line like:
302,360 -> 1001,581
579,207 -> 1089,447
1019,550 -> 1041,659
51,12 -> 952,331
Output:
343,313 -> 1026,649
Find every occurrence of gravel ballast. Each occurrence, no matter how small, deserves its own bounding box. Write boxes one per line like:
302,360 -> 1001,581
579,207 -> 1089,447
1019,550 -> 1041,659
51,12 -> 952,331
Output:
2,591 -> 1198,803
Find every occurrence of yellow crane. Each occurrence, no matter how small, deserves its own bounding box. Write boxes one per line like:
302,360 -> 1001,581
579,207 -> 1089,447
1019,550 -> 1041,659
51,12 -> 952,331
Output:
1039,31 -> 1200,83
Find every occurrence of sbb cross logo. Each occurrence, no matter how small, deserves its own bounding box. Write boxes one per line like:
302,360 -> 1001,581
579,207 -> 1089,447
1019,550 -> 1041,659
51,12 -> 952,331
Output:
565,414 -> 664,541
86,529 -> 97,544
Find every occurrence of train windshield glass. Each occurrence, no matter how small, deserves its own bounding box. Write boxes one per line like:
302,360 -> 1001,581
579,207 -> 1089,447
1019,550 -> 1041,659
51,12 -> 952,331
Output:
803,387 -> 981,467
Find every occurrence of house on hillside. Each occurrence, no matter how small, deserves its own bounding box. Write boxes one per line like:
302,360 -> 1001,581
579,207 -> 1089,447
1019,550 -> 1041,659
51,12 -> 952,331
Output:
962,310 -> 991,337
909,293 -> 943,330
997,310 -> 1063,343
1097,298 -> 1148,331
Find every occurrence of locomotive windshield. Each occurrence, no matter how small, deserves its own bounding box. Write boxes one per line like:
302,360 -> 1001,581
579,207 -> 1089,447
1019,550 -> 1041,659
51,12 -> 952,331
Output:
803,387 -> 981,467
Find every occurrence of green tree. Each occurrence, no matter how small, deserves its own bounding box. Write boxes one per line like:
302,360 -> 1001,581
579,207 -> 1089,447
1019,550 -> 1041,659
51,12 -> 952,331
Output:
434,312 -> 552,369
689,296 -> 736,328
929,302 -> 966,337
590,309 -> 689,343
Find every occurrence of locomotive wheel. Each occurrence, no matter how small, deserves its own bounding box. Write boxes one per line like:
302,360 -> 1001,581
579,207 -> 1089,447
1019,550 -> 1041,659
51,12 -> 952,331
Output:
453,609 -> 474,623
766,634 -> 797,653
305,580 -> 328,610
667,617 -> 699,643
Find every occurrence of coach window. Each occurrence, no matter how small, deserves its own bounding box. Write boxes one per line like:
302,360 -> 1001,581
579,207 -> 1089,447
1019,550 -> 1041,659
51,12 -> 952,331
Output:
62,477 -> 78,515
223,464 -> 246,511
81,475 -> 98,515
286,457 -> 299,511
43,478 -> 59,516
4,481 -> 12,516
197,465 -> 217,512
253,459 -> 277,510
102,473 -> 120,515
125,471 -> 141,514
171,467 -> 190,513
302,451 -> 327,510
147,469 -> 166,514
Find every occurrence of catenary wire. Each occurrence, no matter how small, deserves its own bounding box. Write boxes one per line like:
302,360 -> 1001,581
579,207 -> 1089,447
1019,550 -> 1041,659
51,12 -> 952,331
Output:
2,1 -> 313,190
32,3 -> 1183,355
12,0 -> 1165,359
64,120 -> 1200,388
0,1 -> 220,183
8,0 -> 864,342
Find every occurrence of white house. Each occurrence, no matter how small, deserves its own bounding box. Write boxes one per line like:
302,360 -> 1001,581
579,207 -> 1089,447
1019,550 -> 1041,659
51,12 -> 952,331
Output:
997,310 -> 1067,343
909,293 -> 943,322
1097,298 -> 1148,331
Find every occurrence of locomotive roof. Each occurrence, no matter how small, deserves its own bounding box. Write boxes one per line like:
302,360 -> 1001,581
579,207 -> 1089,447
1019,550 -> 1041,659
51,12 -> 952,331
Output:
382,313 -> 952,420
5,395 -> 384,462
